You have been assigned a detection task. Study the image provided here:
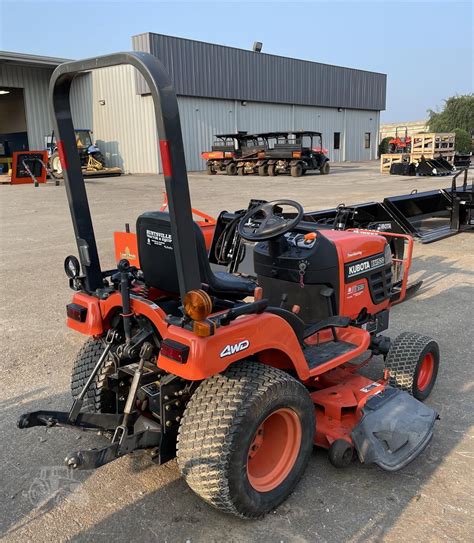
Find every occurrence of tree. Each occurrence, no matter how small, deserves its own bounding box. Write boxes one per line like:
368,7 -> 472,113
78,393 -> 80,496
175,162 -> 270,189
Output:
378,136 -> 391,157
453,128 -> 472,153
428,94 -> 474,135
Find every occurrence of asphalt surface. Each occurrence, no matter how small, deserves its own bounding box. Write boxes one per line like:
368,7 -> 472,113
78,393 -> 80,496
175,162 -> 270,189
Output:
1,162 -> 473,542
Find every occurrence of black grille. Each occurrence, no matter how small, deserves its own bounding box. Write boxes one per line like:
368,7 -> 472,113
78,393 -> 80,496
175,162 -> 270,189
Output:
368,265 -> 393,304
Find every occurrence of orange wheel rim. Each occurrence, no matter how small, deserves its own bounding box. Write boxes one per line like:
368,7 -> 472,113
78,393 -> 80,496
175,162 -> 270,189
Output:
417,353 -> 435,391
247,408 -> 302,493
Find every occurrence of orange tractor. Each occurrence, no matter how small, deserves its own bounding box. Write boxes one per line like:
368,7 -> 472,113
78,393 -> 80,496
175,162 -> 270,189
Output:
18,52 -> 439,519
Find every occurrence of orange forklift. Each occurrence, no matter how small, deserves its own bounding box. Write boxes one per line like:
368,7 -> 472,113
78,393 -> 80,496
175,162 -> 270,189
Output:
18,52 -> 439,519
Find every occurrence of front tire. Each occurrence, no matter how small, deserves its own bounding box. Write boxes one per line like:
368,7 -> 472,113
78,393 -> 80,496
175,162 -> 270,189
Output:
226,162 -> 237,176
268,164 -> 277,176
49,151 -> 63,179
291,163 -> 303,177
320,161 -> 330,175
177,361 -> 315,518
385,332 -> 439,401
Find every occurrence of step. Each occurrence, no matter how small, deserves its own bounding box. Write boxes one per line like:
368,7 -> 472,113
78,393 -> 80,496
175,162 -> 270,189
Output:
304,340 -> 357,369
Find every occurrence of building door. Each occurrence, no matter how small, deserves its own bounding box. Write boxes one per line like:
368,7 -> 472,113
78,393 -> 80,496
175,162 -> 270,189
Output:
0,87 -> 29,167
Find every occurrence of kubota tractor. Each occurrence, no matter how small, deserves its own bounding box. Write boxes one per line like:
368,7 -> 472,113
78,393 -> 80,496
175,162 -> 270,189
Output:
18,52 -> 439,519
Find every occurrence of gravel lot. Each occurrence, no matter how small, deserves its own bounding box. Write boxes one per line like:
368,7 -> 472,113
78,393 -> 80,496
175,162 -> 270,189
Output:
1,161 -> 473,542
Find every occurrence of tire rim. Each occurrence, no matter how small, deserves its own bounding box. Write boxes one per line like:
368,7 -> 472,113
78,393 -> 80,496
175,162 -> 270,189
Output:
417,353 -> 435,391
247,408 -> 302,492
52,156 -> 62,174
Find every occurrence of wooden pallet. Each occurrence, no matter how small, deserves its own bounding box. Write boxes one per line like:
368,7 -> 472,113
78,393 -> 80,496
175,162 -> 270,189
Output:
411,132 -> 455,160
410,153 -> 455,164
380,153 -> 411,174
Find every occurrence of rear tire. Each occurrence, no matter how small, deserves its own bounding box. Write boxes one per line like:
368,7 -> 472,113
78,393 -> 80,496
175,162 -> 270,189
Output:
70,338 -> 116,413
237,166 -> 245,176
268,164 -> 277,176
226,163 -> 237,176
320,161 -> 330,175
177,361 -> 315,519
385,332 -> 439,401
291,163 -> 303,177
258,165 -> 268,176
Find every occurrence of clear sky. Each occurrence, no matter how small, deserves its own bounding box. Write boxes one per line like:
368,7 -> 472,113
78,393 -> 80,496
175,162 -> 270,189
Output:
0,0 -> 472,122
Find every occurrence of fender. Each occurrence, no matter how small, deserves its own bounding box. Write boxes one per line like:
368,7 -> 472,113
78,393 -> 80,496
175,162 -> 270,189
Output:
66,291 -> 169,338
158,313 -> 310,381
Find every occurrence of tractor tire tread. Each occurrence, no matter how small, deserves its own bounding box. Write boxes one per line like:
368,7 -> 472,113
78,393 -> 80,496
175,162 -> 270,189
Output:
385,332 -> 438,397
176,361 -> 313,518
70,338 -> 115,412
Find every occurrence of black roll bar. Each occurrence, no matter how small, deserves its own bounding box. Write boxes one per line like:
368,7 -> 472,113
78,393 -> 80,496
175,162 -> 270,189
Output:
49,52 -> 201,297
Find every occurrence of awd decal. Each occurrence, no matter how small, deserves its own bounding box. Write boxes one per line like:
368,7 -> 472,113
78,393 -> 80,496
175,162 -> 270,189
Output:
220,340 -> 250,358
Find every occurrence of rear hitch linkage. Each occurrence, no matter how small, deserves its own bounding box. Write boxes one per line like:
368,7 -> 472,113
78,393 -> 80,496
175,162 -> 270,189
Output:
17,338 -> 163,471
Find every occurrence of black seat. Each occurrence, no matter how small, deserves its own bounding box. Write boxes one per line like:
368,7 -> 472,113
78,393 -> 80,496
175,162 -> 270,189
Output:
136,211 -> 256,299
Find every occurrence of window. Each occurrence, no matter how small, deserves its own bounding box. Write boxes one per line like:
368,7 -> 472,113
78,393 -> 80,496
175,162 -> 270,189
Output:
364,132 -> 371,149
334,132 -> 341,150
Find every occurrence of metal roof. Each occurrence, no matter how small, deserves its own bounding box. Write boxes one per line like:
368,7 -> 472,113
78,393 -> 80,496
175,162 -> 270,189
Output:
133,33 -> 386,111
0,51 -> 69,68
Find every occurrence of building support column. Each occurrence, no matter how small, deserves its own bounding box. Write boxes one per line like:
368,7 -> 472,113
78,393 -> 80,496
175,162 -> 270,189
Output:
342,108 -> 347,162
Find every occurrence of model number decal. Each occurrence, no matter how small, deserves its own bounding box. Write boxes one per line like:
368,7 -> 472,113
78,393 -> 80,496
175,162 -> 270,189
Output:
220,340 -> 250,358
346,253 -> 385,278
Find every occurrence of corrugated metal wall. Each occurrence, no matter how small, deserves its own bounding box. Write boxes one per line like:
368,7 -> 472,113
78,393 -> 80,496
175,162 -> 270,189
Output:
0,64 -> 52,149
91,65 -> 158,174
0,63 -> 93,149
133,33 -> 387,112
1,61 -> 380,173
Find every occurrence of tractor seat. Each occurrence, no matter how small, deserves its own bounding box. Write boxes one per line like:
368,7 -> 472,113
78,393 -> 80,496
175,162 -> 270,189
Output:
136,211 -> 256,299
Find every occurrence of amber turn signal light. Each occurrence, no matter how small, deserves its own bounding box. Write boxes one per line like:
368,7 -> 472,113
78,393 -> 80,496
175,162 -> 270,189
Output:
183,289 -> 213,321
192,319 -> 216,337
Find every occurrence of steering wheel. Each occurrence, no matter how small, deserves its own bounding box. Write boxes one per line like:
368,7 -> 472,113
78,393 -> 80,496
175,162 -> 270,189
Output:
238,199 -> 304,241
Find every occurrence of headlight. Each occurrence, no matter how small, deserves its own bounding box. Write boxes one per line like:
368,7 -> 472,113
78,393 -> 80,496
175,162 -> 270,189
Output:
384,243 -> 393,266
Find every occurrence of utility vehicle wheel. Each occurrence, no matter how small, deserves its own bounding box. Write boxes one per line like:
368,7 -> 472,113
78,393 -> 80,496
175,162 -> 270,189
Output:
237,167 -> 245,176
70,338 -> 117,412
328,439 -> 353,468
49,152 -> 63,179
320,162 -> 330,175
291,163 -> 303,177
226,163 -> 237,176
206,164 -> 216,175
268,164 -> 277,176
177,361 -> 315,518
258,165 -> 268,176
385,332 -> 439,401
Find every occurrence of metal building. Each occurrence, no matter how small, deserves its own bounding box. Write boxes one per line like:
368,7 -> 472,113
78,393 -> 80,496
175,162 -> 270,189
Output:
1,35 -> 386,174
0,51 -> 91,155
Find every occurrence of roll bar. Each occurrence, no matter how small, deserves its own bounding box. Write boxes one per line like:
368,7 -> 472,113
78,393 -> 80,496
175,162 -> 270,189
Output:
49,51 -> 201,298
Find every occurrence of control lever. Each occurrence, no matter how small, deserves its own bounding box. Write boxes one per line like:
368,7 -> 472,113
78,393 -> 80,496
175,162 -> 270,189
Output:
220,299 -> 268,326
320,287 -> 338,341
118,259 -> 133,343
